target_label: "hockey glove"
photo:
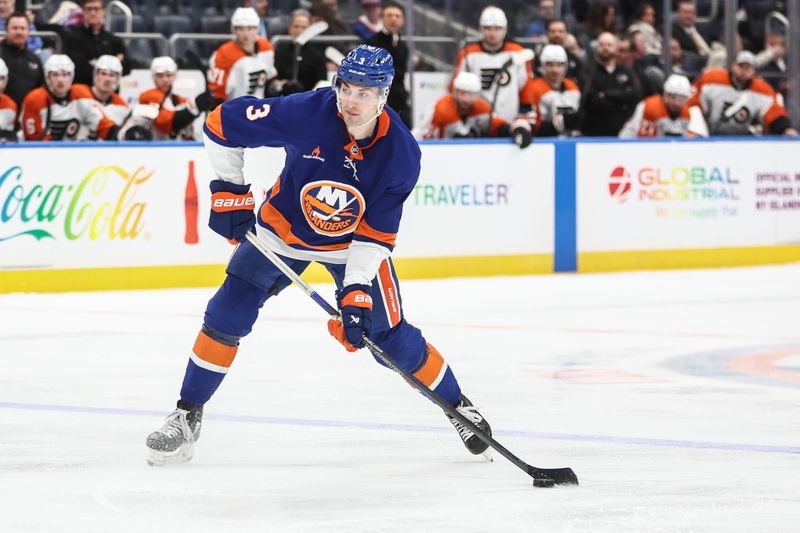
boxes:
[510,118,532,149]
[327,284,372,351]
[209,179,256,242]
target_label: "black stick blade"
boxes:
[528,466,579,488]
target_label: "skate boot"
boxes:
[446,394,492,459]
[146,402,203,466]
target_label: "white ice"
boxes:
[2,264,799,532]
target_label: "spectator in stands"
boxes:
[62,0,130,85]
[626,3,661,56]
[90,54,127,127]
[628,31,664,96]
[207,7,279,102]
[619,74,691,137]
[522,44,581,137]
[366,1,411,127]
[581,32,642,136]
[669,37,691,79]
[522,0,555,40]
[580,1,617,51]
[417,70,531,146]
[21,54,122,140]
[540,19,586,89]
[242,0,287,39]
[757,32,787,96]
[672,0,711,56]
[137,56,202,140]
[352,0,383,41]
[451,6,533,125]
[0,57,18,140]
[687,50,798,137]
[0,0,43,53]
[0,12,44,109]
[274,9,327,93]
[310,0,349,38]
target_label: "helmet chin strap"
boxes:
[333,82,389,131]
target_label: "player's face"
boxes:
[338,81,381,126]
[454,89,478,112]
[481,26,505,48]
[234,26,258,49]
[94,69,120,93]
[48,71,72,98]
[543,61,566,86]
[154,71,175,92]
[664,93,688,115]
[731,62,754,85]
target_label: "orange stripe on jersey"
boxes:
[413,344,446,389]
[355,219,397,248]
[377,259,401,327]
[193,330,238,368]
[206,106,227,140]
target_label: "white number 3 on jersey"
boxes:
[246,103,271,121]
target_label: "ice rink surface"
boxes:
[2,263,799,532]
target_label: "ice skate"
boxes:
[446,395,493,461]
[146,404,203,466]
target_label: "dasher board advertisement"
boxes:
[576,140,800,252]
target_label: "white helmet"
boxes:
[539,44,567,64]
[94,54,123,75]
[479,6,507,29]
[0,57,7,79]
[231,7,260,28]
[453,71,481,93]
[44,54,76,77]
[150,56,178,75]
[663,74,692,97]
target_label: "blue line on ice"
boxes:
[2,401,798,455]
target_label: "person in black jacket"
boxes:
[0,12,43,108]
[61,0,130,85]
[365,1,411,127]
[581,32,642,136]
[274,9,327,93]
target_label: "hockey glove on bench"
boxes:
[328,284,372,352]
[209,179,256,242]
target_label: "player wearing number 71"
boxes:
[145,45,494,466]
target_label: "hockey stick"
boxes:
[291,21,329,82]
[244,231,579,488]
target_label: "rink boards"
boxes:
[1,137,799,292]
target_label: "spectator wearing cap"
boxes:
[619,74,692,137]
[352,0,383,41]
[365,1,411,126]
[581,32,642,136]
[687,51,798,137]
[0,12,44,109]
[61,0,130,85]
[672,0,711,56]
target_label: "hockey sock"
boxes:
[411,343,461,406]
[179,324,239,406]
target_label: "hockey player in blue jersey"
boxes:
[146,45,492,466]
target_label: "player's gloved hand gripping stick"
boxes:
[244,231,579,488]
[209,179,256,242]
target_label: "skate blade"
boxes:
[481,449,493,462]
[147,443,194,467]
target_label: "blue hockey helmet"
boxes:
[336,45,395,90]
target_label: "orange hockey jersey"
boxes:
[138,88,198,140]
[520,77,580,136]
[688,68,791,135]
[420,94,508,139]
[619,94,690,137]
[208,38,277,100]
[21,84,118,141]
[0,93,18,139]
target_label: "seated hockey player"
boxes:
[520,44,581,137]
[90,54,128,127]
[145,45,493,466]
[137,56,204,140]
[0,58,18,141]
[417,70,531,147]
[619,74,692,137]
[20,54,127,141]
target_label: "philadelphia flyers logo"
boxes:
[300,180,365,236]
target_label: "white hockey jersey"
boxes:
[208,38,277,100]
[21,84,118,141]
[619,94,690,138]
[451,40,533,123]
[520,77,580,135]
[94,92,129,126]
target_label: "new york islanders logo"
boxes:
[300,181,365,236]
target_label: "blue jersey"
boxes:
[203,88,421,264]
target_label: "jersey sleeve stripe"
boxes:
[205,106,228,141]
[354,219,397,248]
[377,259,402,327]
